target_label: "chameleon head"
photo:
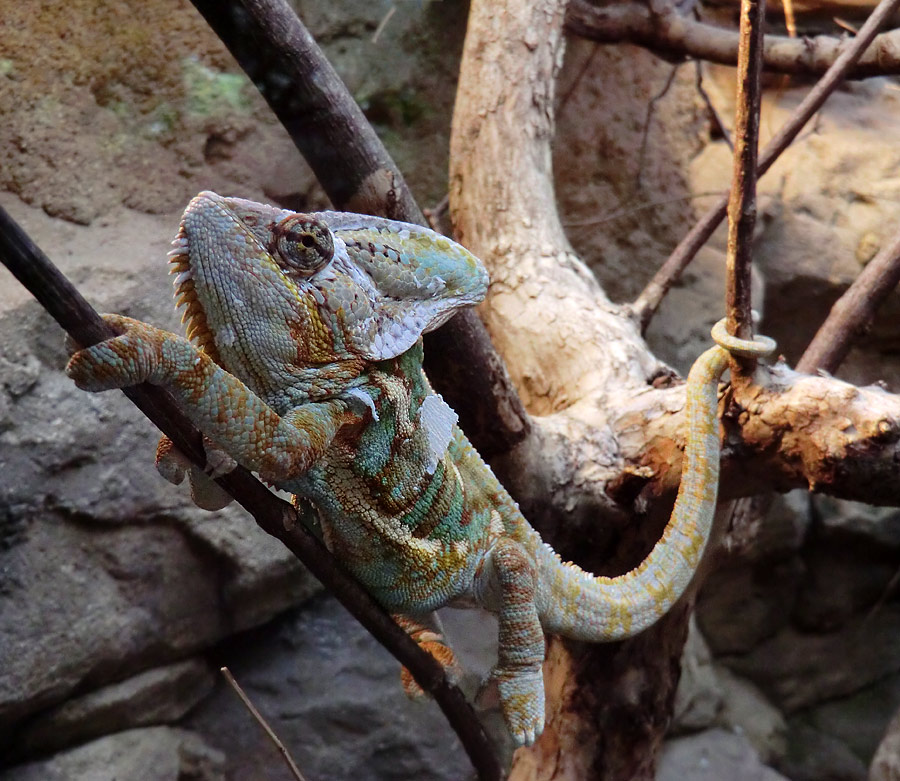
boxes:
[168,191,353,396]
[168,191,490,395]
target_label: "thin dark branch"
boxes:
[565,0,900,78]
[725,0,766,350]
[632,0,900,332]
[797,225,900,374]
[0,205,502,781]
[695,62,732,151]
[188,0,530,457]
[635,64,681,194]
[221,667,308,781]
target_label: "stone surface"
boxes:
[776,722,868,781]
[721,605,900,713]
[13,659,214,759]
[1,726,225,781]
[657,729,789,781]
[672,617,724,734]
[184,594,498,781]
[716,667,787,764]
[870,706,900,781]
[799,672,900,767]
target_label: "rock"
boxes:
[776,722,868,781]
[671,617,724,734]
[183,594,480,781]
[0,726,224,781]
[793,502,900,633]
[697,555,803,656]
[870,706,900,781]
[721,604,900,712]
[800,672,900,766]
[716,667,787,764]
[657,728,789,781]
[12,659,214,759]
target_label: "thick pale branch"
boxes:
[565,0,900,78]
[612,366,900,506]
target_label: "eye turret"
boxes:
[270,214,334,276]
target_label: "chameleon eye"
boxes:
[270,214,334,277]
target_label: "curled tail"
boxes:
[537,320,775,641]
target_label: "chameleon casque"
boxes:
[66,191,775,745]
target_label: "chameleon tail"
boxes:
[537,322,775,641]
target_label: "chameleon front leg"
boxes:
[66,314,360,484]
[393,612,461,698]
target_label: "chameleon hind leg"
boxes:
[480,537,546,746]
[394,612,461,698]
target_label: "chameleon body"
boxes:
[66,192,774,745]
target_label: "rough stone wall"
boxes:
[2,1,900,779]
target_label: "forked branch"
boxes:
[566,0,900,78]
[632,0,900,331]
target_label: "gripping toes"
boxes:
[494,667,545,746]
[65,314,168,391]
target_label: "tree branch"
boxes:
[632,0,900,332]
[0,205,502,781]
[797,225,900,373]
[725,0,766,353]
[565,0,900,78]
[187,0,530,457]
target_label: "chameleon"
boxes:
[65,191,776,745]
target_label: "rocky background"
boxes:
[2,1,900,779]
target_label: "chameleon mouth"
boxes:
[167,226,222,364]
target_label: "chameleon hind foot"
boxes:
[394,613,461,699]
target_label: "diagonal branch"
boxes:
[565,0,900,78]
[187,0,530,457]
[0,205,502,781]
[797,225,900,374]
[632,0,900,332]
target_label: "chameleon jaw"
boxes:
[168,227,222,363]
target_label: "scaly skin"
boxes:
[66,191,775,745]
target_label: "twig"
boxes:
[632,0,900,332]
[188,0,530,458]
[372,4,397,43]
[423,193,450,231]
[782,0,797,38]
[565,0,900,78]
[694,62,732,150]
[797,225,900,374]
[635,64,681,194]
[0,206,502,781]
[563,190,725,228]
[725,0,766,351]
[221,667,308,781]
